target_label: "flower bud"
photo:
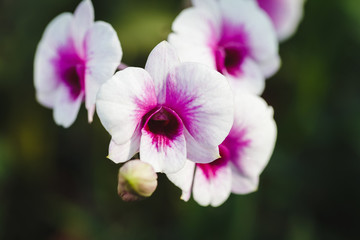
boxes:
[117,160,158,201]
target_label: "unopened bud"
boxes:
[117,160,158,201]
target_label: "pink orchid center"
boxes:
[54,40,86,100]
[214,24,249,77]
[197,144,231,180]
[222,128,251,173]
[143,106,183,141]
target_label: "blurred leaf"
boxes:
[115,8,174,65]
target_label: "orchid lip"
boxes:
[142,106,183,143]
[53,40,86,100]
[214,22,249,77]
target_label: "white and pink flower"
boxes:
[96,41,234,174]
[167,93,277,207]
[34,0,122,127]
[255,0,305,41]
[169,0,280,95]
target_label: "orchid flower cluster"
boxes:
[34,0,304,207]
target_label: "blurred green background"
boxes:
[1,0,360,239]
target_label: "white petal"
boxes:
[184,129,220,164]
[36,13,73,55]
[277,0,305,41]
[192,0,219,10]
[209,165,232,207]
[53,84,83,128]
[219,0,261,26]
[165,62,234,155]
[192,166,211,206]
[229,94,277,190]
[166,160,196,201]
[169,4,221,69]
[192,163,232,207]
[34,13,73,107]
[144,41,180,104]
[108,127,141,163]
[96,67,157,145]
[84,21,122,122]
[140,127,187,174]
[226,58,265,95]
[72,0,94,57]
[257,0,305,41]
[231,166,259,194]
[171,5,220,47]
[168,33,215,69]
[36,90,57,108]
[258,53,281,79]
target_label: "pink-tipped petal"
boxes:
[53,84,83,128]
[144,41,180,104]
[84,21,122,122]
[96,68,157,145]
[34,13,73,108]
[72,0,94,57]
[192,163,232,207]
[166,160,196,201]
[165,63,234,156]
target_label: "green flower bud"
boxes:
[118,160,158,201]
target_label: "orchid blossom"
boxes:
[34,0,122,127]
[96,41,234,174]
[167,93,277,207]
[256,0,305,41]
[169,0,280,95]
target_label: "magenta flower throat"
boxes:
[53,42,86,100]
[214,23,249,77]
